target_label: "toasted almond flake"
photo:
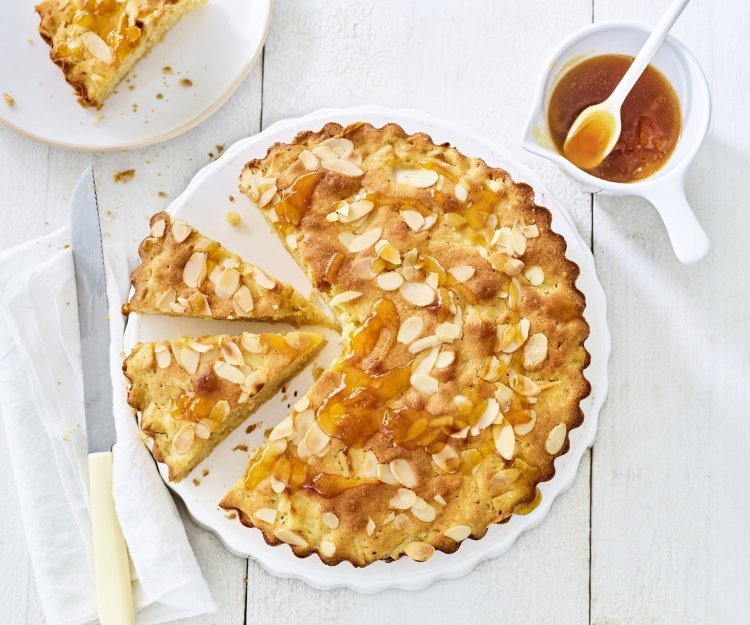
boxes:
[409,335,440,354]
[404,169,439,188]
[494,423,516,460]
[154,343,171,368]
[215,267,240,299]
[252,266,276,290]
[445,525,471,542]
[404,541,435,562]
[155,289,176,312]
[494,382,513,409]
[400,281,435,307]
[546,423,567,454]
[362,450,378,478]
[180,347,200,374]
[400,209,425,232]
[258,185,277,208]
[322,158,363,177]
[182,252,206,288]
[293,397,310,412]
[244,369,267,395]
[509,373,541,396]
[188,339,214,353]
[274,528,308,548]
[172,424,194,454]
[339,199,374,223]
[514,410,538,436]
[233,285,254,314]
[448,265,475,283]
[376,271,404,291]
[304,422,330,455]
[171,219,191,243]
[521,223,540,238]
[82,31,114,63]
[150,219,166,237]
[453,395,473,415]
[194,423,210,442]
[435,322,461,342]
[435,350,455,369]
[209,400,230,423]
[454,182,469,202]
[411,373,439,394]
[375,240,401,265]
[472,398,499,435]
[312,145,337,161]
[490,468,521,492]
[299,149,319,170]
[413,346,439,376]
[348,227,382,253]
[492,226,513,253]
[169,301,186,314]
[394,513,412,531]
[270,476,286,494]
[523,333,548,370]
[254,508,276,524]
[511,220,527,255]
[503,258,525,276]
[241,333,263,353]
[320,541,336,558]
[389,487,418,509]
[444,212,467,228]
[377,463,398,484]
[220,340,244,366]
[322,512,340,529]
[434,494,447,506]
[285,233,299,249]
[432,443,459,473]
[320,137,354,158]
[525,265,545,286]
[366,518,376,536]
[397,315,423,345]
[411,500,436,522]
[269,416,294,441]
[390,459,418,488]
[426,272,439,290]
[330,290,362,306]
[422,214,437,230]
[213,360,245,384]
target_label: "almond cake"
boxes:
[218,122,590,566]
[124,331,325,482]
[124,212,329,327]
[35,0,206,107]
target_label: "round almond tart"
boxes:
[218,122,591,567]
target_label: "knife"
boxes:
[71,166,135,625]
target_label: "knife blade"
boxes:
[70,166,135,625]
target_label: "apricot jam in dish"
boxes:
[548,54,681,183]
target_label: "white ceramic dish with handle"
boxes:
[522,20,711,264]
[0,0,272,151]
[123,105,610,593]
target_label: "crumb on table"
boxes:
[158,191,167,198]
[3,93,14,107]
[114,169,136,183]
[179,78,193,87]
[225,211,241,227]
[156,93,163,100]
[228,195,235,202]
[162,66,172,74]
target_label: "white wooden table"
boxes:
[1,1,747,623]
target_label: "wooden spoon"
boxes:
[563,0,691,171]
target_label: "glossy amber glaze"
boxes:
[548,54,681,182]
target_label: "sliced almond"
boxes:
[233,285,254,314]
[322,158,363,177]
[444,212,467,228]
[241,333,263,353]
[511,219,527,255]
[82,31,114,63]
[434,494,447,506]
[269,416,294,441]
[270,476,286,494]
[180,346,200,374]
[509,373,541,396]
[521,223,540,238]
[453,395,473,415]
[209,400,230,423]
[445,525,471,542]
[320,137,354,158]
[221,340,244,366]
[312,145,337,161]
[524,265,544,286]
[396,169,439,188]
[321,512,340,529]
[274,528,308,548]
[362,450,378,479]
[523,333,548,370]
[339,199,374,223]
[409,335,441,354]
[400,281,435,307]
[411,373,439,394]
[254,508,276,524]
[400,209,425,232]
[404,541,435,562]
[471,398,499,435]
[150,219,166,238]
[154,343,171,369]
[320,541,336,558]
[376,271,404,291]
[490,468,521,492]
[435,322,461,342]
[410,499,436,522]
[448,265,475,283]
[494,382,513,409]
[454,182,469,202]
[188,339,214,353]
[252,267,276,290]
[397,315,424,344]
[377,463,398,484]
[155,289,176,313]
[503,258,525,276]
[293,397,310,413]
[213,360,245,384]
[389,458,418,488]
[494,423,516,460]
[244,369,267,395]
[389,487,418,509]
[172,424,194,454]
[171,219,192,243]
[182,252,206,288]
[366,518,376,536]
[299,149,319,170]
[546,423,567,455]
[435,350,455,369]
[422,214,437,231]
[432,443,459,473]
[375,240,401,265]
[413,346,439,376]
[304,422,330,455]
[215,267,240,299]
[514,410,538,436]
[348,228,382,253]
[329,290,362,306]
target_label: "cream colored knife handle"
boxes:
[89,451,135,625]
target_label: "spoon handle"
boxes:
[609,0,691,108]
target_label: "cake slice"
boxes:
[124,331,325,482]
[124,212,329,327]
[36,0,206,108]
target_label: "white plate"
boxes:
[0,0,272,151]
[123,105,611,593]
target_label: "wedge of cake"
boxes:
[35,0,206,107]
[124,212,330,327]
[124,331,325,482]
[220,122,590,565]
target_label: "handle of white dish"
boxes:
[610,0,691,108]
[89,451,135,625]
[644,183,709,264]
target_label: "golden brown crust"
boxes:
[123,331,325,482]
[220,122,590,566]
[35,0,205,107]
[124,211,330,327]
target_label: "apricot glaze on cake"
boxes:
[124,331,325,482]
[218,122,591,566]
[124,212,329,327]
[35,0,205,108]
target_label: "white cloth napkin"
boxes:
[0,228,216,625]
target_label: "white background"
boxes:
[0,1,747,623]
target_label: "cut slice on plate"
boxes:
[124,331,326,482]
[123,212,330,327]
[35,0,206,108]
